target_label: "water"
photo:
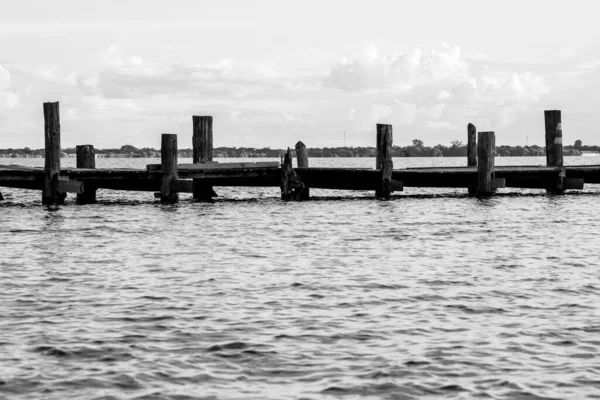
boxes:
[1,157,600,399]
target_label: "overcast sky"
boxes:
[1,0,600,149]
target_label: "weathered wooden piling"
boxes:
[192,116,216,200]
[467,123,477,167]
[477,131,495,195]
[76,145,96,203]
[280,148,306,200]
[295,141,309,199]
[467,123,477,195]
[42,102,65,204]
[160,134,178,203]
[545,110,565,193]
[376,124,393,198]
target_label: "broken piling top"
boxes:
[295,141,308,168]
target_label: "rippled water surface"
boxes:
[2,157,600,399]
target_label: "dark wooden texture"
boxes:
[192,116,213,163]
[376,124,393,198]
[477,131,495,195]
[76,145,96,203]
[295,141,309,199]
[192,116,215,200]
[544,110,564,194]
[43,102,65,204]
[467,123,477,195]
[281,148,293,200]
[545,110,563,168]
[161,134,179,203]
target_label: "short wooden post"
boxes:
[295,141,309,200]
[467,123,477,167]
[76,145,96,203]
[376,124,393,198]
[468,123,477,195]
[42,102,65,204]
[545,110,564,194]
[160,134,178,203]
[477,131,495,195]
[281,148,293,200]
[192,115,216,200]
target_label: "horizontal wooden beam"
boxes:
[57,179,84,194]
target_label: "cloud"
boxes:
[323,45,553,142]
[0,65,20,111]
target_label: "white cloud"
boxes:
[0,65,20,111]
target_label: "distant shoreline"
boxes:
[0,143,596,158]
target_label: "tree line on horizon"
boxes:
[0,140,593,158]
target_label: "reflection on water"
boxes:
[1,157,600,399]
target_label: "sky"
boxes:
[1,0,600,149]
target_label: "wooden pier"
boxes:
[0,102,598,204]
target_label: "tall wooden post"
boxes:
[192,116,216,200]
[295,141,309,200]
[160,134,178,203]
[467,123,477,195]
[43,102,65,204]
[545,110,565,194]
[76,145,96,203]
[477,131,495,195]
[376,124,393,198]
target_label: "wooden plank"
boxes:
[0,170,43,180]
[160,134,178,203]
[57,179,84,194]
[565,178,584,190]
[43,101,65,204]
[0,164,44,171]
[76,145,96,203]
[147,161,218,171]
[492,178,505,189]
[179,162,279,170]
[0,180,43,190]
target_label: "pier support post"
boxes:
[477,131,495,195]
[467,123,477,195]
[294,141,309,200]
[161,134,178,203]
[76,145,96,203]
[545,110,565,194]
[42,102,66,205]
[280,148,306,200]
[192,116,217,201]
[376,124,393,198]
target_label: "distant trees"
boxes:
[0,139,596,158]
